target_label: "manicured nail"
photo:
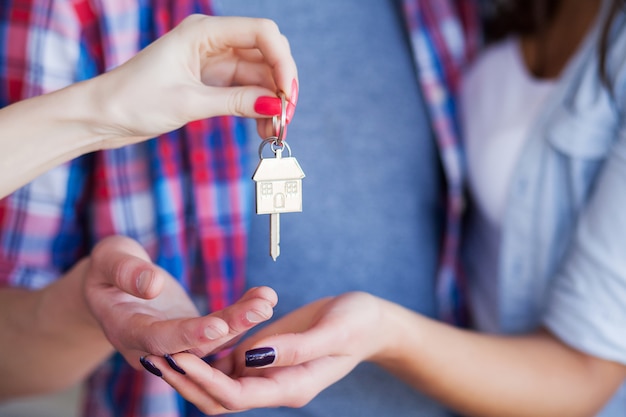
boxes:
[289,78,299,106]
[245,347,276,367]
[140,356,162,377]
[136,270,154,296]
[286,78,298,123]
[254,96,282,116]
[164,354,186,375]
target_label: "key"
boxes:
[252,140,305,260]
[252,93,305,260]
[270,209,280,260]
[269,146,282,260]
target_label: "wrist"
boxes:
[52,78,110,155]
[63,74,126,151]
[37,259,109,344]
[366,297,405,364]
[368,298,427,371]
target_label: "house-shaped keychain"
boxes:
[252,149,305,215]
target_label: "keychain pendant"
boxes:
[253,140,305,260]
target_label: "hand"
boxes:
[143,292,389,414]
[82,235,278,369]
[95,14,298,147]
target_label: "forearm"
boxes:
[0,259,113,400]
[0,78,110,198]
[375,299,626,417]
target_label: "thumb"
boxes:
[90,235,164,299]
[197,85,288,121]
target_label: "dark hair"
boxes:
[482,0,561,41]
[482,0,624,88]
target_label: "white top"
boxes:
[461,38,555,332]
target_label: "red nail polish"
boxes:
[286,103,295,124]
[286,79,298,122]
[290,78,299,106]
[254,96,281,116]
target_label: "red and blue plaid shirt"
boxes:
[401,0,480,325]
[0,0,478,416]
[0,1,247,416]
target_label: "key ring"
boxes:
[272,92,287,145]
[258,137,292,159]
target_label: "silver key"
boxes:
[252,140,305,260]
[270,207,280,260]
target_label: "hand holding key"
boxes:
[252,94,305,260]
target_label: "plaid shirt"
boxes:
[402,0,480,324]
[0,0,478,416]
[0,1,247,416]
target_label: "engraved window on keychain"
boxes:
[252,93,305,261]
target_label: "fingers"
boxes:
[144,354,244,414]
[194,85,280,121]
[206,286,277,337]
[240,295,371,368]
[195,62,297,126]
[176,14,298,130]
[134,286,278,360]
[144,352,350,412]
[89,235,164,299]
[179,15,297,99]
[234,285,278,305]
[178,287,278,357]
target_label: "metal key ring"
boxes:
[258,137,291,159]
[271,92,287,145]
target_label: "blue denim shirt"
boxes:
[468,4,626,414]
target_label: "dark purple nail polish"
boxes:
[164,354,186,375]
[140,356,162,377]
[245,347,276,367]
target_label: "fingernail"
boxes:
[286,103,295,124]
[164,354,186,375]
[289,78,299,106]
[140,356,162,377]
[136,270,153,295]
[246,306,271,323]
[245,347,276,367]
[286,79,298,123]
[204,325,225,340]
[254,96,282,116]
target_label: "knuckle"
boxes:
[182,13,205,28]
[179,326,196,347]
[142,338,162,355]
[227,89,247,117]
[290,343,313,365]
[214,396,244,413]
[219,401,237,412]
